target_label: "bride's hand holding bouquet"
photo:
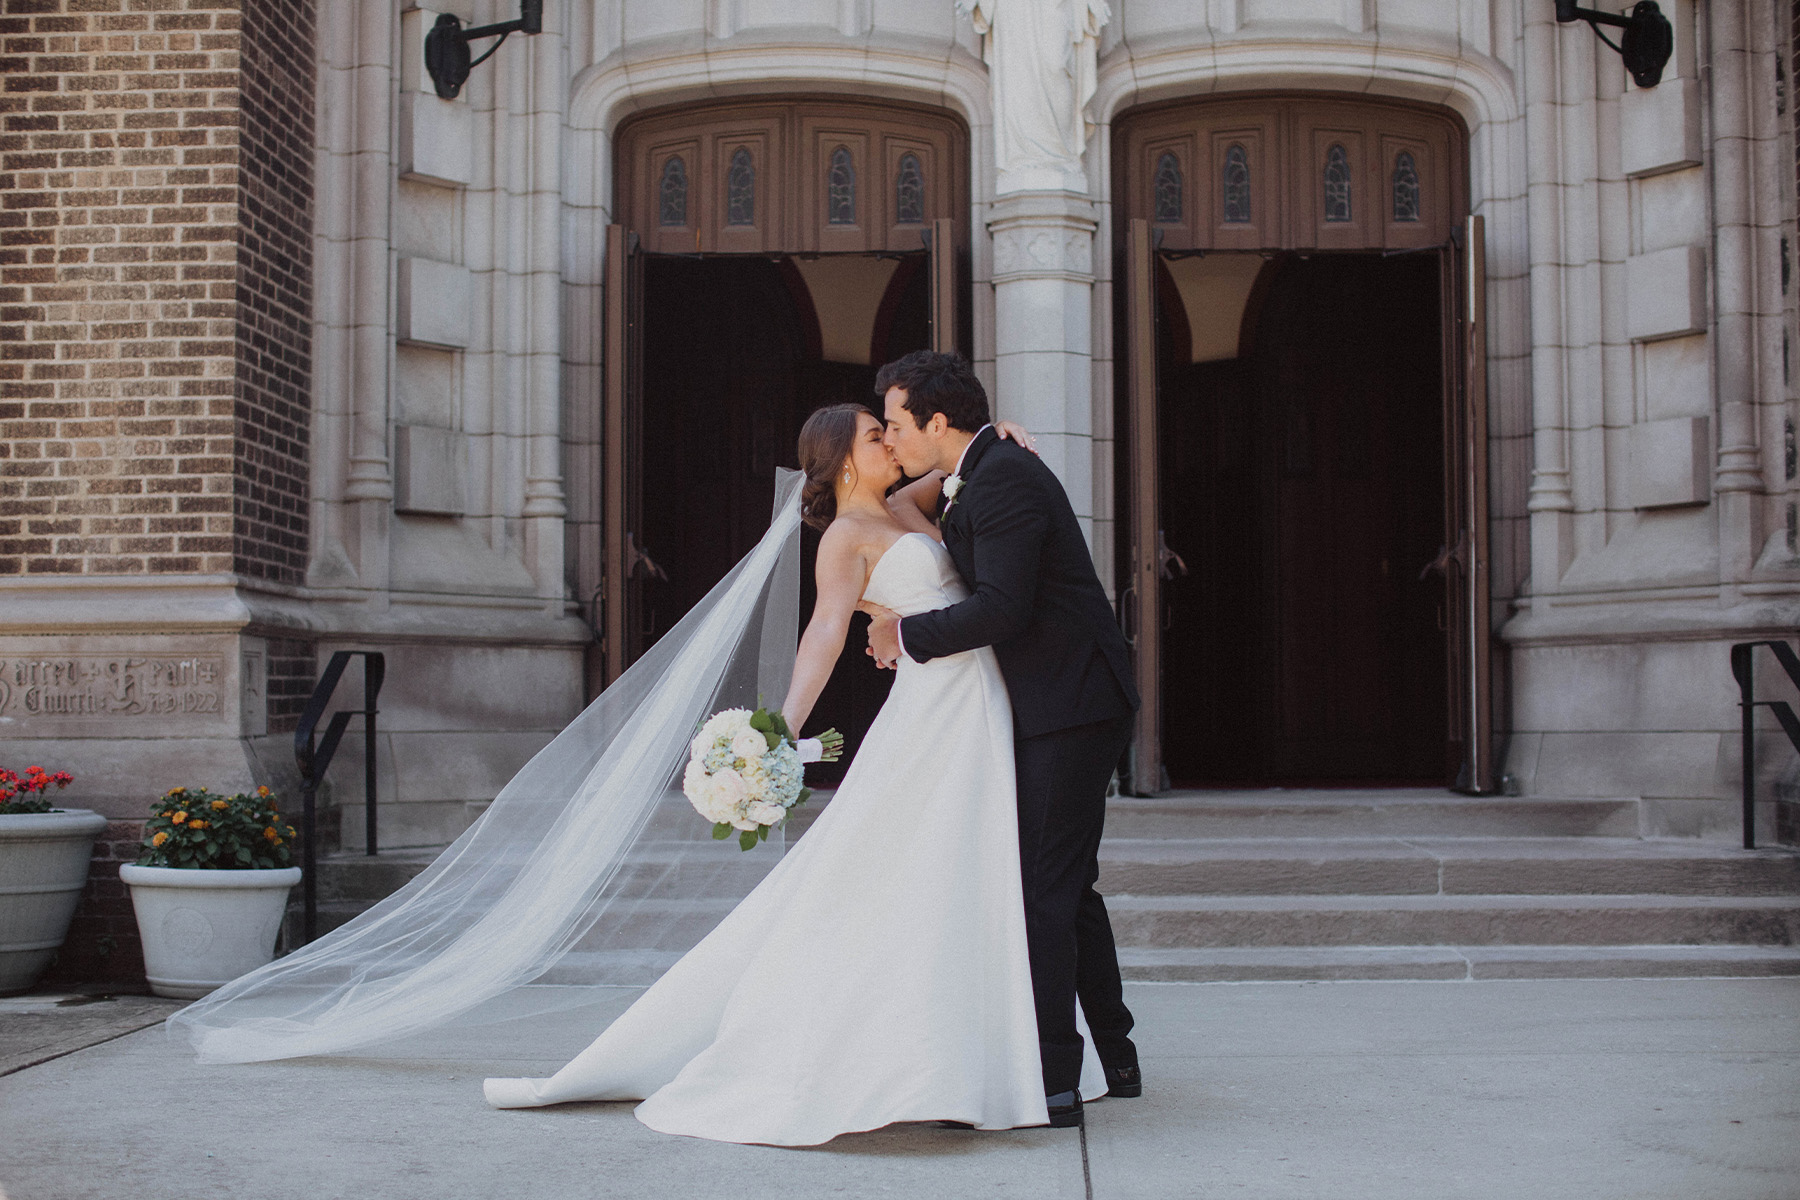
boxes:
[682,707,841,850]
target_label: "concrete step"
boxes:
[281,900,363,945]
[1097,837,1800,896]
[1116,944,1800,982]
[1103,893,1800,948]
[283,794,1800,981]
[307,849,440,904]
[1104,790,1644,840]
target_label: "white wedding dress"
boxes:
[483,532,1103,1144]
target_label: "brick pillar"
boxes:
[1,0,317,987]
[0,0,314,582]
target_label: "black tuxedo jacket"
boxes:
[899,427,1139,740]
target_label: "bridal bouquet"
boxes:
[683,707,841,850]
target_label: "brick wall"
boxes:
[39,818,146,989]
[265,632,311,733]
[232,0,311,581]
[0,0,313,585]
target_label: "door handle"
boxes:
[1157,530,1189,581]
[626,532,669,582]
[1418,532,1468,581]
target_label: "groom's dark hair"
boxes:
[875,351,991,433]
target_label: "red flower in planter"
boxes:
[0,766,74,813]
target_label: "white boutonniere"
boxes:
[940,474,965,522]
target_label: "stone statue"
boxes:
[961,0,1110,192]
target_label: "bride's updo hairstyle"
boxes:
[797,403,873,531]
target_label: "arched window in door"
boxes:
[726,148,756,226]
[827,146,857,225]
[1222,144,1251,224]
[1323,144,1352,222]
[1153,152,1183,224]
[1392,151,1421,223]
[659,156,688,226]
[895,153,925,224]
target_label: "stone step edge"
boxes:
[1118,944,1800,982]
[1105,893,1800,912]
[1097,836,1800,854]
[1107,792,1639,807]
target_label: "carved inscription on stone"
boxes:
[0,655,226,722]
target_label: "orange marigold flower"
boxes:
[256,785,271,797]
[152,831,168,846]
[171,811,188,824]
[167,787,186,796]
[286,825,296,837]
[263,826,279,841]
[211,799,228,810]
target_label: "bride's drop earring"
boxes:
[843,469,851,484]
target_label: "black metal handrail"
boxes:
[294,651,386,943]
[1729,639,1800,850]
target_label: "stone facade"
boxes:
[1,2,1797,980]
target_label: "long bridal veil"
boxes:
[169,471,806,1063]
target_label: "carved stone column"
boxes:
[1522,6,1576,596]
[1706,0,1770,595]
[987,192,1100,532]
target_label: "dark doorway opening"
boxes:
[637,253,931,782]
[1158,252,1448,787]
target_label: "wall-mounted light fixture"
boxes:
[1556,1,1673,88]
[424,0,544,100]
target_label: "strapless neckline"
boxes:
[867,531,934,589]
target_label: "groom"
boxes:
[865,351,1141,1129]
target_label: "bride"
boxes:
[482,404,1103,1143]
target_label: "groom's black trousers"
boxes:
[1014,713,1137,1096]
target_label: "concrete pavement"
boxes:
[1,978,1795,1200]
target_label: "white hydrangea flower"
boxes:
[745,800,785,826]
[701,709,750,743]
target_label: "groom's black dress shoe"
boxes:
[1045,1090,1083,1128]
[1104,1064,1143,1098]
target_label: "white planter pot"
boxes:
[120,863,302,999]
[0,809,109,994]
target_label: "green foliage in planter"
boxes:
[0,766,74,815]
[137,786,297,870]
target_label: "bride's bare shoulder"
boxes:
[819,511,906,567]
[817,512,880,560]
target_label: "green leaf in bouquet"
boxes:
[712,822,733,840]
[738,829,758,852]
[762,729,781,751]
[749,710,773,733]
[769,711,792,741]
[794,787,812,809]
